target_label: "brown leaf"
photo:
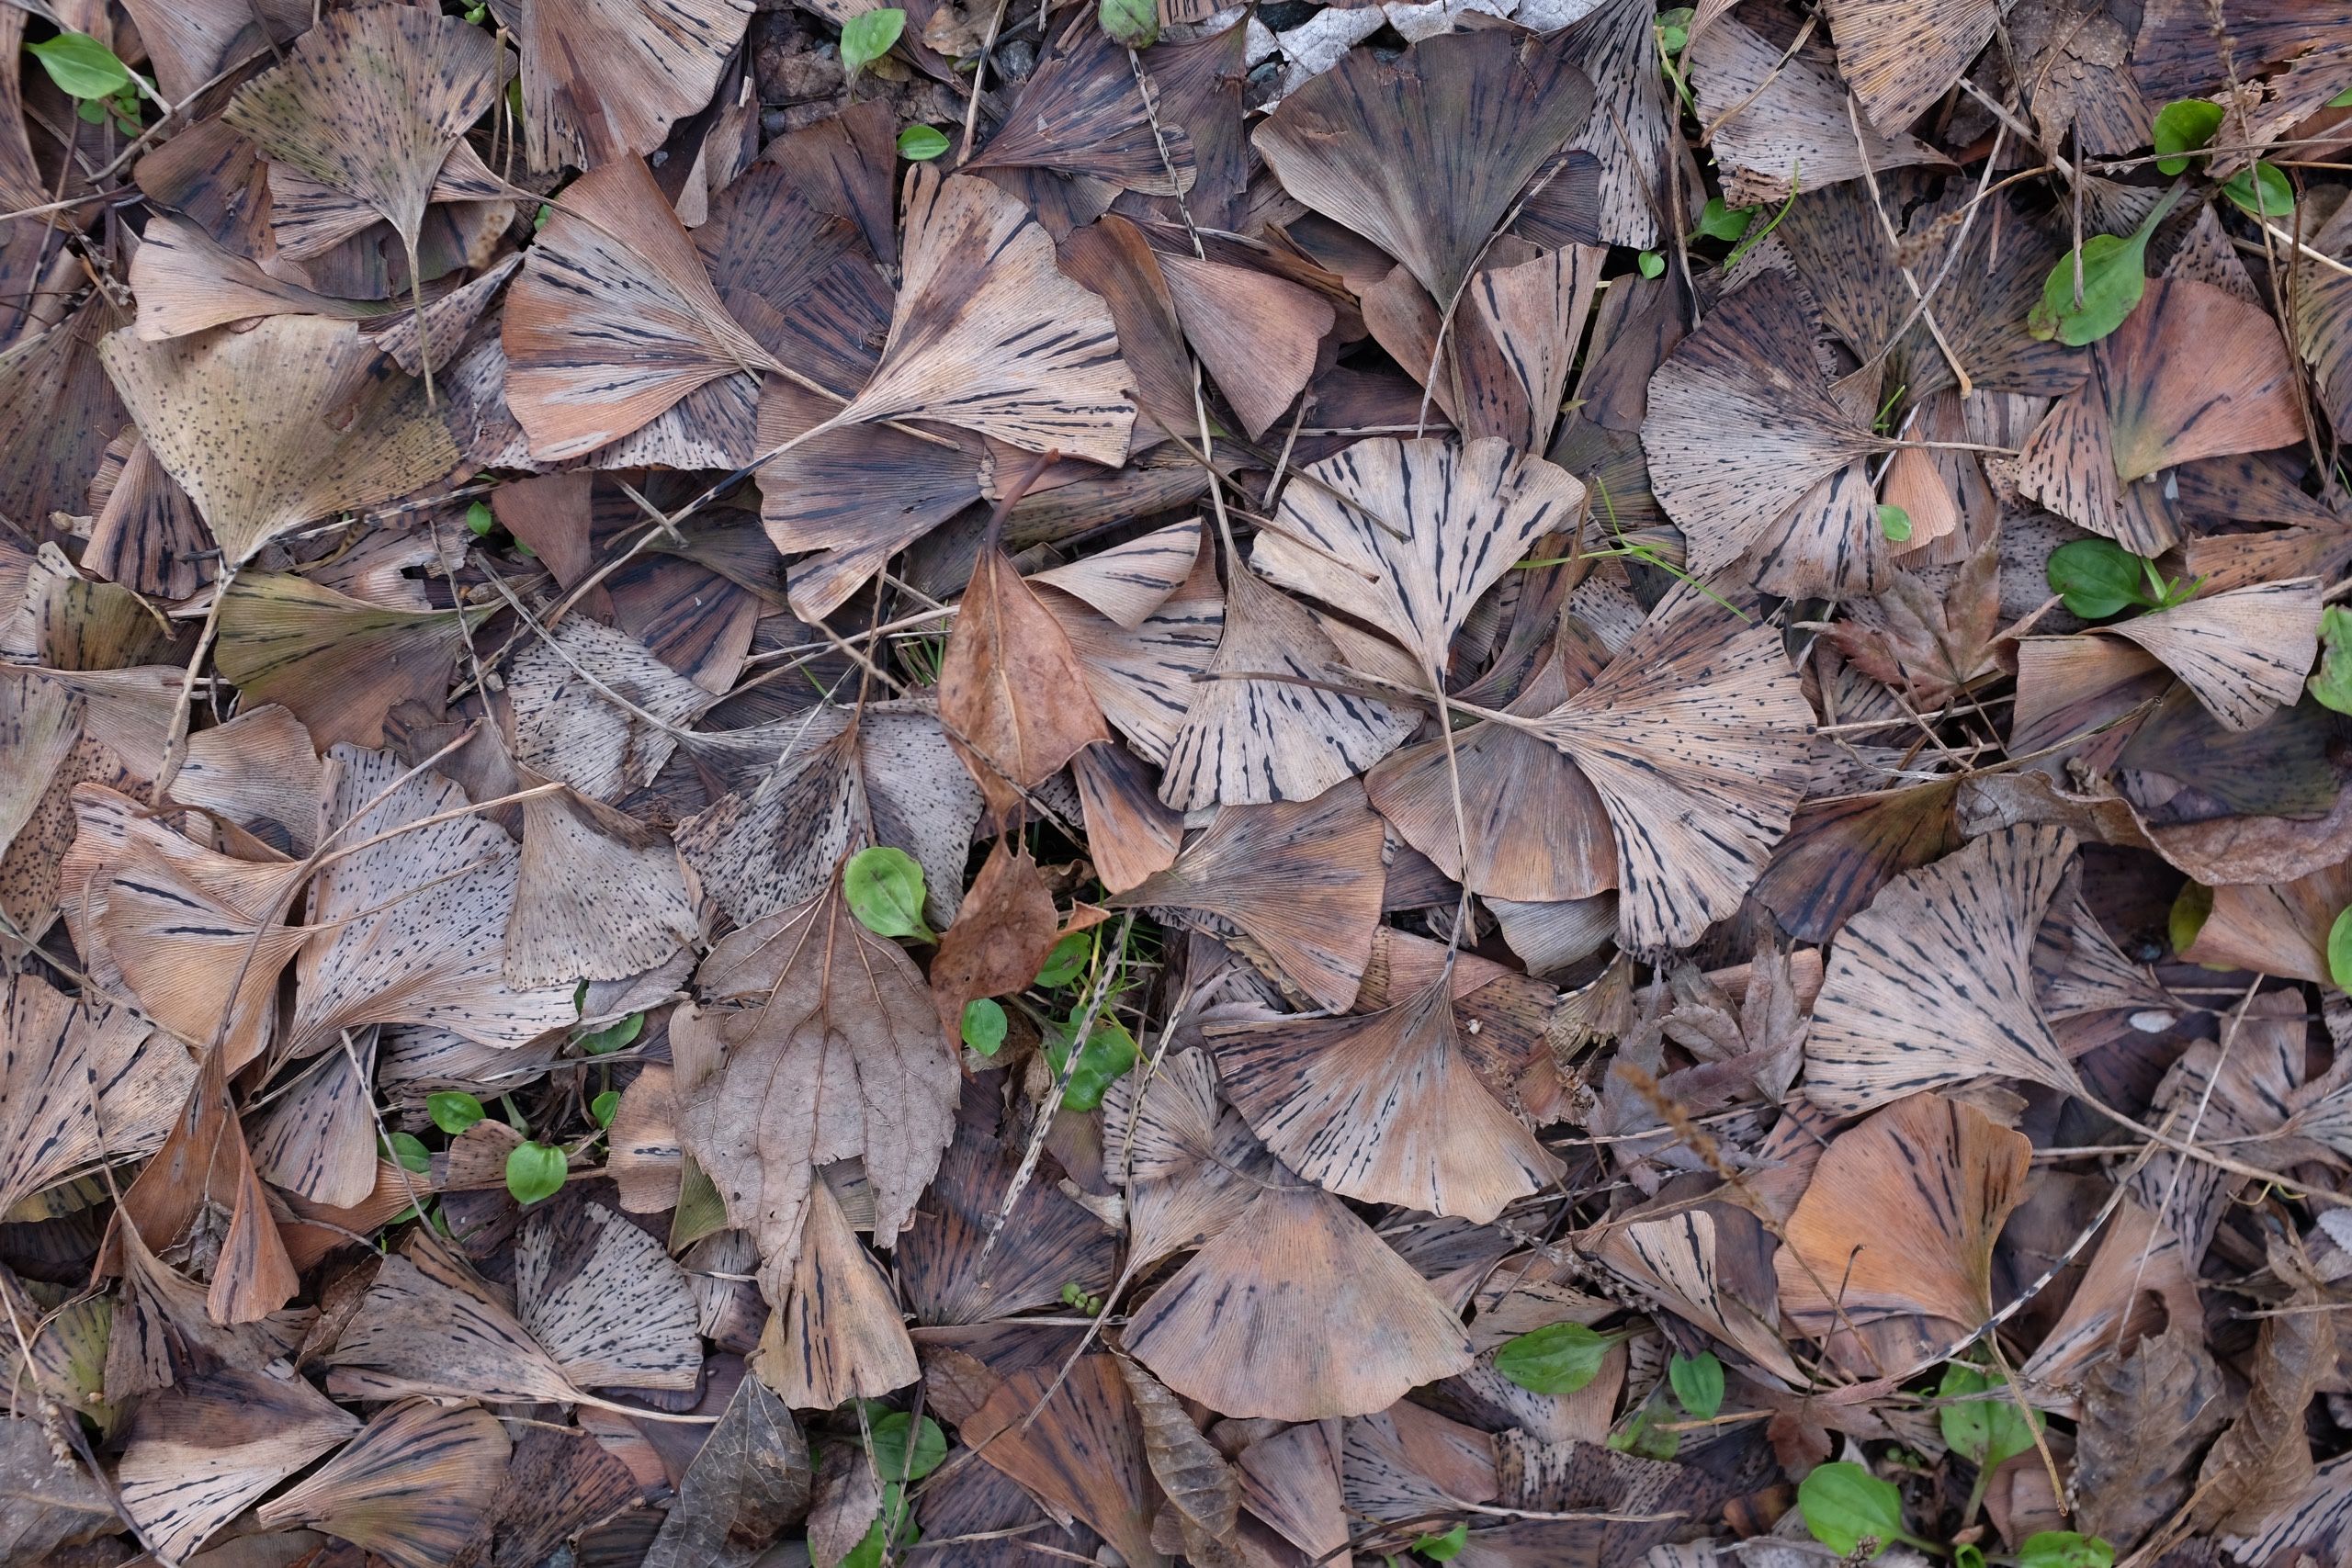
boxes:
[938,533,1112,818]
[642,1372,811,1568]
[2195,1239,2337,1534]
[2074,1323,2226,1549]
[673,866,959,1297]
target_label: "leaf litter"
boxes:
[6,2,2352,1567]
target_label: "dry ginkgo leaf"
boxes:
[828,166,1135,466]
[2015,277,2307,555]
[1825,0,2005,134]
[1687,9,1951,205]
[492,0,754,172]
[1776,1092,2032,1373]
[1589,1207,1805,1386]
[756,1173,920,1407]
[118,1361,359,1562]
[964,16,1193,197]
[1530,589,1816,951]
[329,1232,594,1405]
[256,1398,511,1568]
[957,1356,1168,1568]
[506,781,699,985]
[2094,577,2322,732]
[60,784,307,1070]
[1252,436,1586,676]
[0,972,189,1218]
[291,745,578,1055]
[127,214,390,341]
[222,5,501,383]
[1804,825,2086,1115]
[673,864,959,1298]
[100,316,458,567]
[899,1087,1119,1324]
[1124,1176,1476,1421]
[514,1199,702,1391]
[1643,270,1884,592]
[1254,27,1595,309]
[674,701,983,930]
[503,155,782,461]
[1159,560,1413,811]
[1207,975,1562,1221]
[1111,781,1388,1010]
[2183,856,2352,986]
[214,571,491,750]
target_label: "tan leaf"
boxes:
[101,317,457,567]
[257,1399,511,1568]
[118,1362,358,1562]
[1123,1178,1475,1421]
[1776,1092,2032,1373]
[1207,975,1562,1221]
[1110,780,1387,1010]
[1804,825,2086,1114]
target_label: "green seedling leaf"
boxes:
[841,1482,919,1568]
[2311,605,2352,716]
[1957,1546,1987,1568]
[1494,1322,1620,1394]
[2330,905,2352,992]
[2169,881,2212,955]
[1669,1350,1724,1419]
[1694,197,1754,243]
[2222,162,2294,219]
[577,1010,644,1055]
[2333,85,2352,108]
[866,1410,946,1480]
[1877,503,1912,543]
[1035,931,1089,987]
[897,123,950,160]
[505,1141,567,1205]
[1059,1280,1103,1314]
[28,33,132,99]
[960,997,1008,1055]
[465,500,497,536]
[840,7,905,77]
[1099,0,1159,48]
[2045,536,2155,619]
[1798,1461,1905,1559]
[2029,188,2180,346]
[591,1089,620,1128]
[427,1090,486,1134]
[2151,99,2224,175]
[845,845,932,940]
[1938,1364,2041,1470]
[1608,1405,1679,1459]
[1635,250,1666,279]
[1412,1524,1469,1562]
[1043,1013,1137,1112]
[1655,7,1692,56]
[2018,1534,2115,1568]
[77,98,108,125]
[387,1132,431,1174]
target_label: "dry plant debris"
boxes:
[12,2,2352,1567]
